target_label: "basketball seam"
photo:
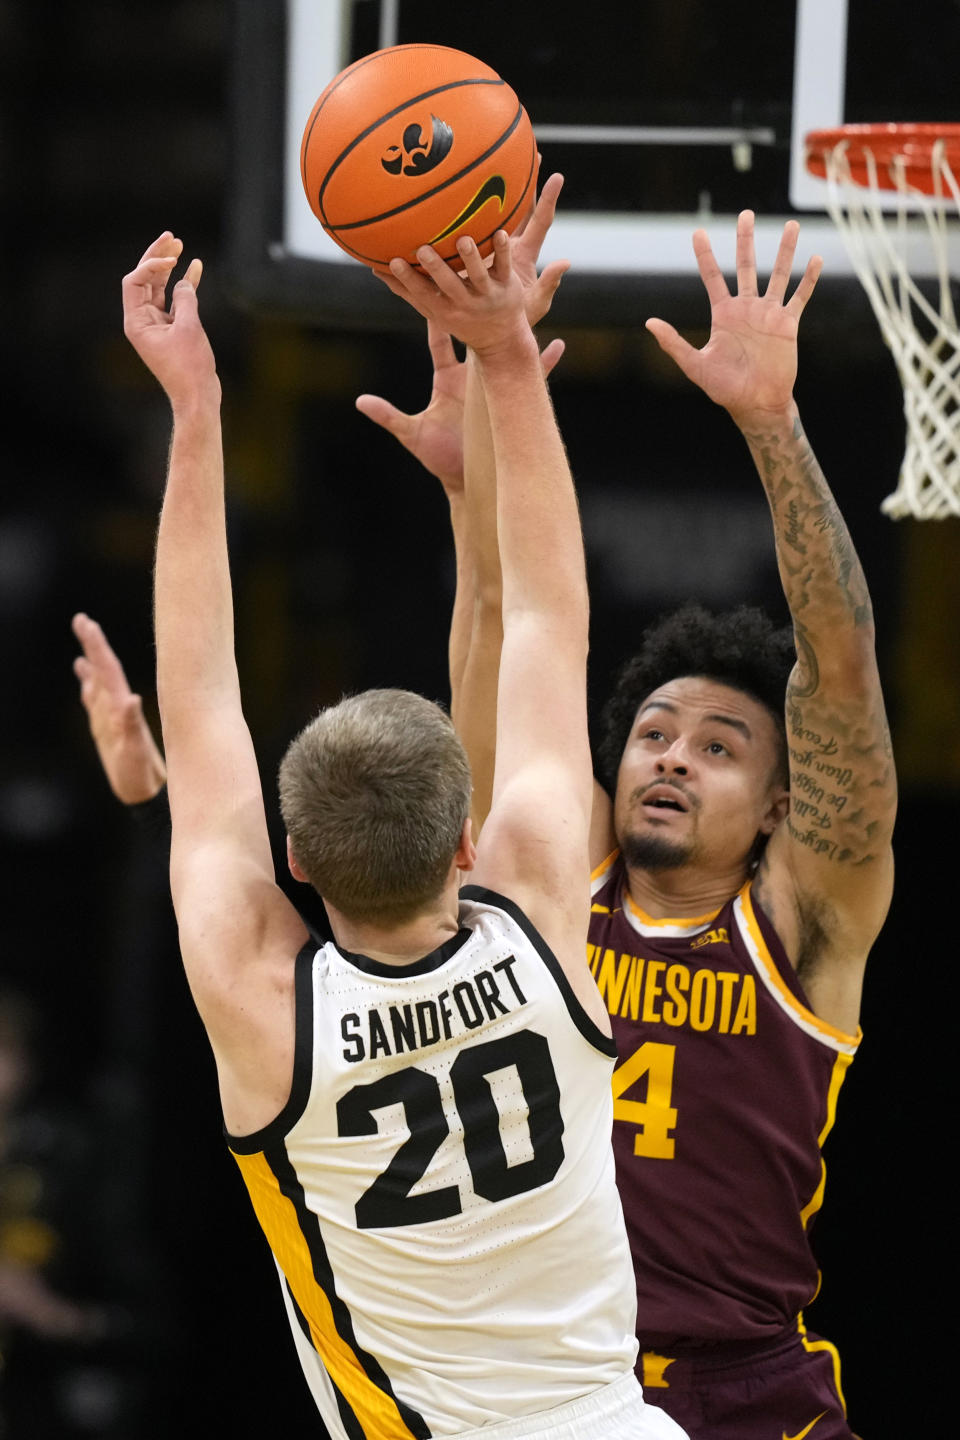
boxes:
[311,79,507,223]
[326,131,537,269]
[324,103,525,233]
[312,46,494,124]
[303,60,486,201]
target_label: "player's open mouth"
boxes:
[641,785,689,813]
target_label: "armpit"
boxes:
[793,892,836,986]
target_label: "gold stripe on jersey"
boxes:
[624,889,723,931]
[737,885,860,1053]
[591,850,723,931]
[232,1150,420,1440]
[797,1313,848,1414]
[799,1049,854,1229]
[590,849,620,885]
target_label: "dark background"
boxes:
[0,2,956,1435]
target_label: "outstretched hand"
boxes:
[375,172,570,346]
[355,323,470,497]
[359,174,567,484]
[121,233,218,410]
[72,613,167,805]
[646,210,823,423]
[376,224,539,356]
[355,322,564,496]
[509,171,570,327]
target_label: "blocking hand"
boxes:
[355,321,564,497]
[355,323,470,497]
[646,210,823,423]
[377,224,540,357]
[72,613,167,805]
[509,171,570,328]
[121,233,218,410]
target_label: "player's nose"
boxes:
[655,739,692,777]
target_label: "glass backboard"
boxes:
[229,0,960,325]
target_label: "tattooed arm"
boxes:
[646,211,896,1032]
[740,402,895,1031]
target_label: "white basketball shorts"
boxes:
[454,1373,689,1439]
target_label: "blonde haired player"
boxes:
[116,198,688,1439]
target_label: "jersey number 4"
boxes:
[611,1040,677,1159]
[337,1029,565,1229]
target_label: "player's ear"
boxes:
[455,816,477,873]
[287,834,309,883]
[760,785,790,834]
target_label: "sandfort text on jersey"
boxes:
[340,956,528,1063]
[588,945,758,1034]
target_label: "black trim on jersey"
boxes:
[286,1283,360,1440]
[335,925,472,978]
[225,938,317,1154]
[458,885,618,1058]
[266,1142,432,1440]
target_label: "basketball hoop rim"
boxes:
[805,122,960,193]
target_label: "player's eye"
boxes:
[706,741,728,755]
[640,728,666,742]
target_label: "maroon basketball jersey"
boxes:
[589,850,859,1351]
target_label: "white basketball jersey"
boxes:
[228,885,638,1438]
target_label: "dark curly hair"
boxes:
[595,604,796,792]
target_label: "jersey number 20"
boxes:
[337,1030,565,1228]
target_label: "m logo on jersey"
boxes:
[690,927,729,949]
[381,115,454,176]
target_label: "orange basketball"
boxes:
[300,44,537,269]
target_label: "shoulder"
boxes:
[176,859,309,1000]
[470,775,591,955]
[459,882,613,1045]
[750,848,875,1035]
[175,869,311,1124]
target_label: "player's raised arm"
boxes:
[361,177,567,834]
[646,210,896,1031]
[355,321,479,760]
[381,228,596,1003]
[120,234,307,1130]
[355,323,502,829]
[457,176,568,834]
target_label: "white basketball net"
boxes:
[820,137,960,519]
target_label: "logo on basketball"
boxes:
[431,175,507,244]
[381,115,454,176]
